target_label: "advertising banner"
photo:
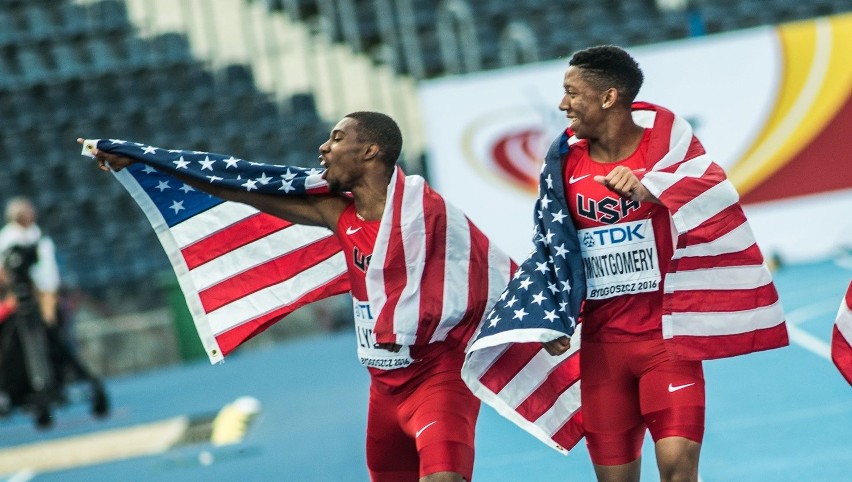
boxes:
[419,14,852,263]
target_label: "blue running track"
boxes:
[1,258,850,481]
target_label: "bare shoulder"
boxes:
[241,191,351,230]
[312,194,353,231]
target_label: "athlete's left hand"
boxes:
[594,167,659,204]
[541,336,571,356]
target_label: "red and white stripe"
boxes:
[115,169,350,363]
[370,168,516,348]
[832,280,852,385]
[635,103,788,360]
[463,329,584,454]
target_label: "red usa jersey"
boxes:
[336,203,463,394]
[564,130,675,342]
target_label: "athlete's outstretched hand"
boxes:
[77,138,136,172]
[542,335,571,356]
[594,166,659,204]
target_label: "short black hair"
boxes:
[344,111,403,168]
[568,45,644,105]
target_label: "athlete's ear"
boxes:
[601,88,618,109]
[363,143,380,161]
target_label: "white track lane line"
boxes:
[785,302,836,361]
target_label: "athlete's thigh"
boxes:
[402,371,479,480]
[580,340,648,466]
[580,340,643,433]
[366,386,419,479]
[637,340,705,442]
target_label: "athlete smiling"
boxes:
[540,45,788,482]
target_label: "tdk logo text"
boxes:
[587,224,645,247]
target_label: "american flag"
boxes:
[832,280,852,385]
[80,139,515,362]
[461,128,586,454]
[635,103,787,360]
[81,139,348,363]
[368,169,516,348]
[461,102,789,455]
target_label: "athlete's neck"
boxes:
[350,171,392,221]
[588,122,645,164]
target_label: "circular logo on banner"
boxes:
[489,127,544,193]
[461,108,561,195]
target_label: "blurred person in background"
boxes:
[525,45,788,482]
[0,197,108,425]
[82,111,513,482]
[1,198,61,327]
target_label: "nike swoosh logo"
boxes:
[568,174,590,184]
[416,421,437,438]
[667,382,695,393]
[346,226,362,235]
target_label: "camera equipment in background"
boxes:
[0,243,109,429]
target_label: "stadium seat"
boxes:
[91,0,132,33]
[87,36,122,77]
[223,64,256,95]
[120,36,154,72]
[813,0,847,16]
[289,92,320,123]
[151,32,194,67]
[16,44,52,86]
[179,66,217,106]
[4,85,50,128]
[50,42,88,81]
[0,56,22,90]
[21,4,58,42]
[0,9,20,48]
[57,2,91,38]
[352,0,382,48]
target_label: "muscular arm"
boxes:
[80,139,350,231]
[161,167,349,230]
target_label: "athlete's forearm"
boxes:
[166,168,344,228]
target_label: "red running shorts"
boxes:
[366,370,480,481]
[581,338,705,466]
